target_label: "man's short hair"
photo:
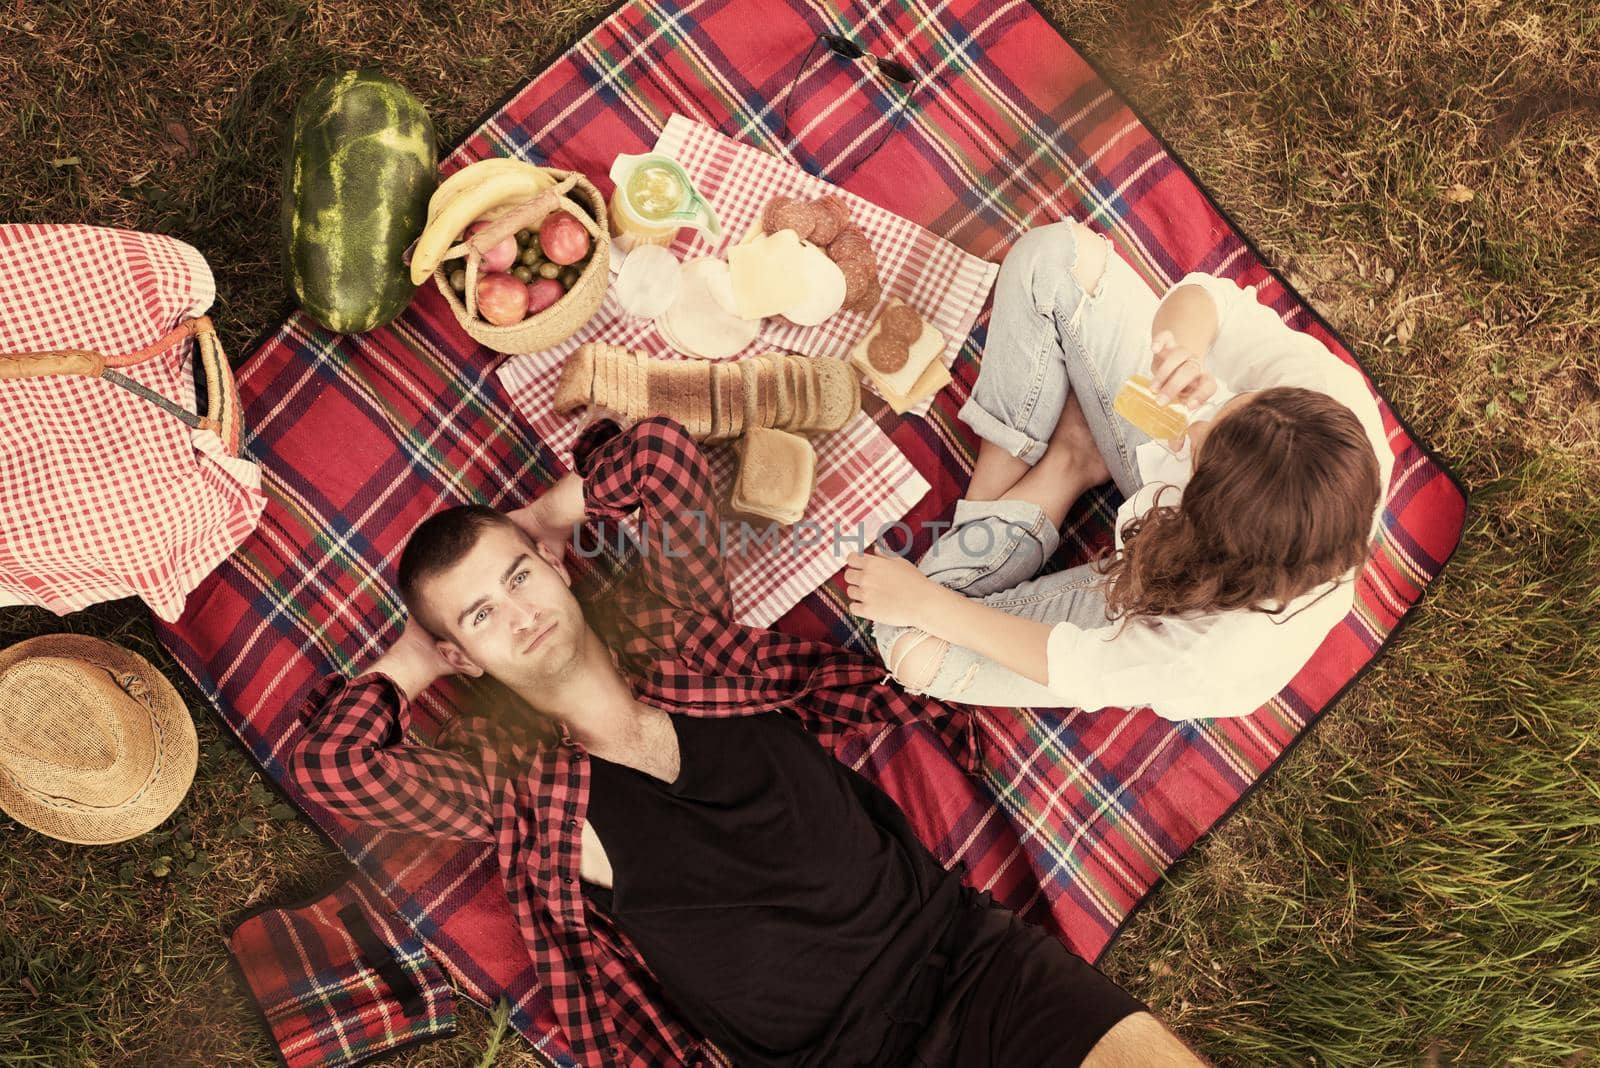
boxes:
[397,505,529,638]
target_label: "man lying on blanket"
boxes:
[290,415,1207,1068]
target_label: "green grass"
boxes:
[2,0,1598,1064]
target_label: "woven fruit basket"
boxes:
[433,170,609,355]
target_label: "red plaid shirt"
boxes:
[290,417,977,1068]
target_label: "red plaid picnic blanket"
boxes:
[227,873,458,1067]
[498,114,998,624]
[0,224,266,621]
[149,0,1467,1062]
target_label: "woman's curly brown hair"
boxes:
[1098,386,1381,623]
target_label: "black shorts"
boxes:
[876,893,1148,1068]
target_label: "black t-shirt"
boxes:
[582,710,965,1067]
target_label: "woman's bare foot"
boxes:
[1001,391,1112,527]
[1046,388,1112,486]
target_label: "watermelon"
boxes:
[281,70,437,334]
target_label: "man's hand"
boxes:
[509,473,584,565]
[844,551,955,630]
[369,613,456,700]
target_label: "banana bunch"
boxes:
[409,158,556,285]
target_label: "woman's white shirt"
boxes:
[1044,273,1396,720]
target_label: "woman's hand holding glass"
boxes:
[1150,330,1219,451]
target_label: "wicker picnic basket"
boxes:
[432,170,609,355]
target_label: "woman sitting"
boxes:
[846,220,1394,720]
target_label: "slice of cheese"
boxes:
[872,358,953,415]
[728,229,811,321]
[782,245,846,327]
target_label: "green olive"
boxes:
[519,245,540,266]
[537,261,561,279]
[448,268,467,294]
[560,267,580,288]
[512,265,535,283]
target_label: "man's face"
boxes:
[420,523,587,688]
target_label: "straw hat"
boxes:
[0,634,197,844]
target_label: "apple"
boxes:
[539,212,591,266]
[466,220,519,273]
[526,277,565,315]
[476,272,529,325]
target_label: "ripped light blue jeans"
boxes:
[872,221,1161,706]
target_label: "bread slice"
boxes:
[689,364,715,440]
[782,355,802,430]
[617,350,636,422]
[771,355,795,430]
[645,359,713,440]
[783,358,808,432]
[740,358,774,431]
[645,357,678,432]
[795,357,819,432]
[761,361,781,428]
[591,346,614,415]
[705,364,729,443]
[627,351,655,425]
[708,362,745,443]
[587,346,607,412]
[554,344,596,413]
[605,347,626,421]
[810,357,861,433]
[730,427,817,526]
[607,346,627,416]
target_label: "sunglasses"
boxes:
[816,32,915,85]
[780,31,918,177]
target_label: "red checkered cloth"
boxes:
[228,873,457,1068]
[497,115,996,625]
[0,224,266,621]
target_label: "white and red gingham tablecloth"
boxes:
[0,225,266,621]
[498,115,998,627]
